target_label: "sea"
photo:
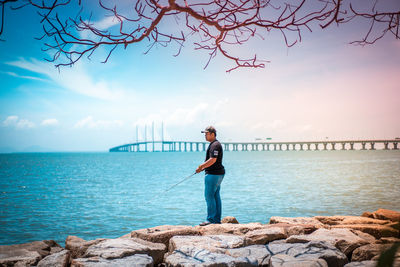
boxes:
[0,150,399,246]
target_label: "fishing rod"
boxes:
[144,172,198,205]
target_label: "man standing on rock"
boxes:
[196,126,225,226]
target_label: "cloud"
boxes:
[41,119,59,126]
[1,71,49,82]
[2,115,35,129]
[74,116,124,129]
[5,58,126,101]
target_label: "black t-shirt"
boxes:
[204,140,225,175]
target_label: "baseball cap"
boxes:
[201,126,216,134]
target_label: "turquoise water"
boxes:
[1,150,399,246]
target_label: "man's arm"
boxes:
[196,157,217,173]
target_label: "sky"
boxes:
[0,1,399,152]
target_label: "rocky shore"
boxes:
[1,208,399,266]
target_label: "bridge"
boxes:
[109,139,399,152]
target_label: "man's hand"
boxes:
[196,166,203,173]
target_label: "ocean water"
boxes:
[0,150,399,246]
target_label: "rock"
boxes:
[71,254,153,266]
[269,254,328,267]
[286,228,369,255]
[164,246,256,266]
[0,248,42,266]
[222,216,239,224]
[352,230,377,244]
[285,224,319,236]
[226,245,271,266]
[197,222,265,236]
[245,226,287,245]
[269,216,325,228]
[0,240,62,266]
[83,237,166,264]
[361,212,375,219]
[314,215,392,226]
[37,249,70,267]
[352,243,393,261]
[130,225,201,248]
[169,235,247,253]
[267,240,348,267]
[378,237,400,244]
[344,260,377,267]
[331,224,399,239]
[119,232,132,239]
[371,209,400,223]
[65,236,106,259]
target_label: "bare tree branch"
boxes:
[1,0,399,71]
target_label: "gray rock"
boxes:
[164,246,256,267]
[286,228,369,255]
[71,254,153,267]
[169,235,247,253]
[65,236,106,259]
[0,248,42,266]
[245,226,287,245]
[0,240,62,266]
[227,245,271,266]
[131,225,201,248]
[37,249,70,267]
[267,240,348,267]
[269,254,328,267]
[84,237,166,264]
[343,261,377,267]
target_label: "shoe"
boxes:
[199,221,212,226]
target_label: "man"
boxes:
[196,126,225,226]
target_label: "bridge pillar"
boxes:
[350,143,354,150]
[274,144,277,151]
[278,144,282,151]
[384,142,389,150]
[393,142,398,150]
[315,143,319,151]
[190,143,193,152]
[323,143,327,150]
[299,144,303,151]
[370,142,376,150]
[341,143,346,150]
[331,143,336,150]
[266,144,270,151]
[307,144,311,151]
[361,142,366,150]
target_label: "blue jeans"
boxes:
[204,174,224,223]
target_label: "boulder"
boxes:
[169,235,247,253]
[285,224,319,236]
[71,254,153,266]
[269,254,328,267]
[378,237,400,244]
[197,222,264,236]
[314,216,392,226]
[164,246,256,266]
[222,216,239,224]
[0,248,42,266]
[245,226,287,245]
[267,240,348,267]
[226,245,271,266]
[370,209,400,223]
[286,228,369,255]
[37,249,70,267]
[344,260,377,267]
[352,243,393,261]
[269,216,325,228]
[83,237,166,264]
[65,236,106,259]
[331,224,399,239]
[130,225,201,248]
[0,240,62,266]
